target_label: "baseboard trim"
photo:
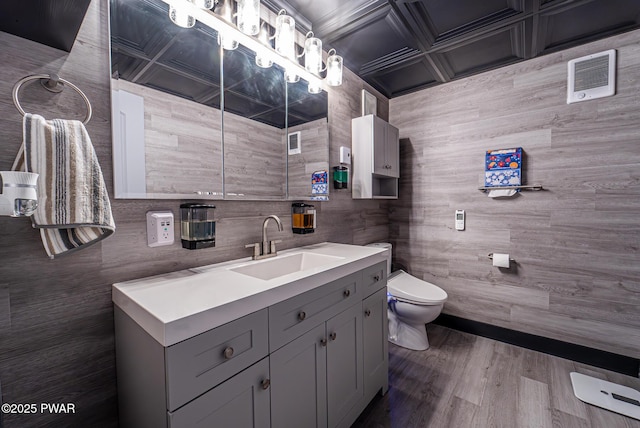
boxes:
[433,314,639,378]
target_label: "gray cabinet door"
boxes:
[326,303,363,428]
[372,115,387,176]
[270,323,328,428]
[362,287,389,402]
[385,124,400,178]
[168,357,270,428]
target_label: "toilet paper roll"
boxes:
[492,253,510,268]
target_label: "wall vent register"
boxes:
[567,49,616,104]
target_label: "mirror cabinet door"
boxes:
[221,44,287,200]
[109,0,329,201]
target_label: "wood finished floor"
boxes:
[352,325,640,428]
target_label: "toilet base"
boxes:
[388,311,430,351]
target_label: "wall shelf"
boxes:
[478,184,543,192]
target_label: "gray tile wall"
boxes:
[390,28,640,361]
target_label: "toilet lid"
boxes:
[387,270,448,304]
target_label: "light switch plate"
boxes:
[146,211,174,247]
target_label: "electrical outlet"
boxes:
[146,211,174,247]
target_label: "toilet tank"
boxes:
[366,243,392,275]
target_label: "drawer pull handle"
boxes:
[373,275,380,282]
[364,309,371,317]
[298,311,307,321]
[223,346,234,359]
[261,379,271,390]
[320,338,328,347]
[329,332,337,341]
[343,289,351,298]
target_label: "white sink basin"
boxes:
[231,252,344,281]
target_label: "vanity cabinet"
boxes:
[114,258,388,428]
[352,114,400,199]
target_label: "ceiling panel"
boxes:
[370,59,438,96]
[442,26,523,76]
[538,0,640,53]
[112,0,640,100]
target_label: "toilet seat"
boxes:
[388,270,448,305]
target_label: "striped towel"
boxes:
[13,114,115,259]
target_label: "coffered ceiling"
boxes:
[284,0,640,98]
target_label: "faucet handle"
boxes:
[245,242,261,259]
[269,239,282,255]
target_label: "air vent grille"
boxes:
[574,55,610,91]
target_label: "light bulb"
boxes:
[304,36,322,75]
[276,12,296,60]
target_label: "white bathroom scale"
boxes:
[570,372,640,420]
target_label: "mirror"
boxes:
[109,0,329,200]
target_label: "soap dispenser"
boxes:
[291,203,315,234]
[180,203,216,249]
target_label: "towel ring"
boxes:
[12,74,92,124]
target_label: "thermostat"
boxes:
[455,210,465,231]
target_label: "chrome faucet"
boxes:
[245,215,284,260]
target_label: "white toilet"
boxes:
[367,243,448,351]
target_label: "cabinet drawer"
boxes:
[168,357,271,428]
[165,309,269,411]
[269,271,360,351]
[362,261,386,297]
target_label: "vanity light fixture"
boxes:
[162,0,343,92]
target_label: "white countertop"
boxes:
[112,242,387,346]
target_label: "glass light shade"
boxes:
[169,3,195,28]
[218,34,238,50]
[285,70,299,83]
[218,0,238,50]
[255,25,273,68]
[237,0,260,36]
[304,37,323,75]
[191,0,215,9]
[275,13,296,60]
[308,81,322,94]
[326,52,343,86]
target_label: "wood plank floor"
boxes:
[352,325,640,428]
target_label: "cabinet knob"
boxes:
[320,338,328,347]
[298,311,307,321]
[329,332,337,341]
[343,289,351,298]
[261,379,271,390]
[364,309,371,317]
[223,346,234,359]
[373,275,380,282]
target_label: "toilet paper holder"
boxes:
[488,253,515,262]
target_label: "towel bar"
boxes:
[12,74,92,124]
